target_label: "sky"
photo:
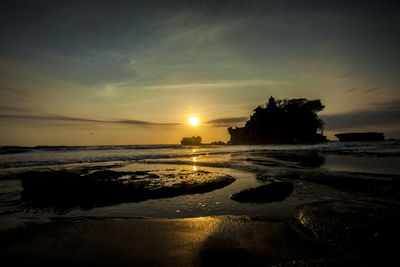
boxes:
[0,0,399,145]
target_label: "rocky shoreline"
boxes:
[1,144,400,265]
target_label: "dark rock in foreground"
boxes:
[335,132,384,141]
[230,181,293,203]
[274,169,400,200]
[19,169,235,213]
[297,200,400,264]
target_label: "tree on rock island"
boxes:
[228,97,326,144]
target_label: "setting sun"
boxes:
[189,117,199,126]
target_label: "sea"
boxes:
[1,141,400,230]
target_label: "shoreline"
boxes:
[1,142,400,265]
[2,198,400,266]
[0,215,367,266]
[1,205,399,265]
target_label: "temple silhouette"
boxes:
[228,97,327,144]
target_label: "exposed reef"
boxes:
[19,169,235,213]
[228,97,327,144]
[230,181,293,203]
[335,132,384,141]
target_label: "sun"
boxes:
[189,117,199,126]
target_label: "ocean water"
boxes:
[1,140,399,169]
[0,140,399,230]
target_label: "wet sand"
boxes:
[1,210,399,266]
[0,216,352,266]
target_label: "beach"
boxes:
[1,141,400,265]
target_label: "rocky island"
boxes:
[335,132,385,141]
[228,97,327,144]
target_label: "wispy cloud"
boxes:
[346,87,384,94]
[0,87,32,104]
[371,99,400,109]
[0,114,181,126]
[345,87,358,93]
[365,87,383,93]
[0,113,251,128]
[321,109,400,130]
[95,80,133,98]
[0,106,31,113]
[206,117,248,127]
[142,79,291,90]
[0,87,33,114]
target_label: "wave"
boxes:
[1,141,399,170]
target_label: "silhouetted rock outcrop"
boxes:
[335,132,384,141]
[228,97,327,144]
[210,141,226,145]
[181,136,202,145]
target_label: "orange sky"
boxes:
[1,1,399,145]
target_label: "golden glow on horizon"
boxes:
[189,117,199,126]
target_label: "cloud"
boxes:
[345,87,358,93]
[321,109,400,130]
[0,106,31,113]
[206,117,248,127]
[0,114,181,127]
[0,87,32,103]
[142,79,291,90]
[365,87,383,93]
[346,87,384,94]
[0,88,34,114]
[371,99,400,109]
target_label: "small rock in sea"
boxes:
[133,171,148,175]
[230,182,293,203]
[146,173,160,178]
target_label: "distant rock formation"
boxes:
[210,141,225,145]
[335,132,384,141]
[228,97,327,144]
[181,136,202,145]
